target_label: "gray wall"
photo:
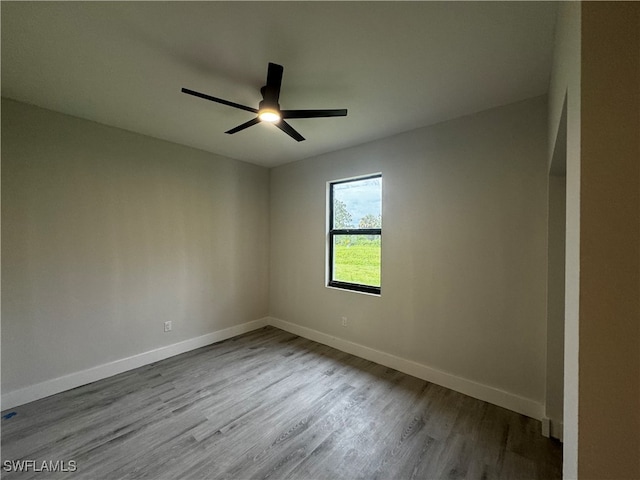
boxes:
[270,96,549,406]
[1,98,270,393]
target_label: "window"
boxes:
[328,174,382,294]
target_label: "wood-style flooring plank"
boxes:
[1,326,561,479]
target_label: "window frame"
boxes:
[327,174,382,295]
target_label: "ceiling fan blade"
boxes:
[182,88,257,114]
[275,119,305,142]
[225,117,260,135]
[281,109,348,119]
[263,63,284,104]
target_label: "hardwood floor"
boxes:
[1,327,561,479]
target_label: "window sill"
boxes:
[326,282,381,297]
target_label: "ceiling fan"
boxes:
[182,62,347,142]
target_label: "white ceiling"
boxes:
[1,2,557,168]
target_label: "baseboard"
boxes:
[1,318,269,410]
[552,420,564,442]
[542,417,563,441]
[267,317,545,421]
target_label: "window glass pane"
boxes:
[333,177,381,229]
[333,234,381,287]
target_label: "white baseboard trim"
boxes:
[1,318,269,410]
[551,420,564,442]
[267,317,545,421]
[541,417,563,441]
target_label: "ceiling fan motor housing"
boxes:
[259,98,280,113]
[260,85,280,111]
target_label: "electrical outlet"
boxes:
[341,316,348,327]
[164,321,172,332]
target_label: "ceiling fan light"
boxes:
[258,109,281,123]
